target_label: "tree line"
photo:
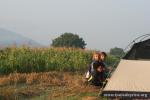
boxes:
[51,32,125,57]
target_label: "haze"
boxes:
[0,0,150,51]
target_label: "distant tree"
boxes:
[51,33,86,49]
[109,47,125,58]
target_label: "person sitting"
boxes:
[100,52,112,80]
[88,61,105,86]
[85,51,111,86]
[85,52,101,79]
[99,52,107,81]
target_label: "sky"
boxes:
[0,0,150,51]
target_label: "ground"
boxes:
[0,72,106,100]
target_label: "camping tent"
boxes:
[102,39,150,99]
[124,39,150,60]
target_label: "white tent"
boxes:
[102,38,150,99]
[102,59,150,98]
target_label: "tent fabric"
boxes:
[124,39,150,60]
[102,59,150,98]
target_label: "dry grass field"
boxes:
[0,72,104,100]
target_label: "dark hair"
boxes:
[101,52,107,57]
[93,61,103,69]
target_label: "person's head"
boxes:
[100,52,107,61]
[92,52,101,61]
[93,61,103,72]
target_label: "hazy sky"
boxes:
[0,0,150,51]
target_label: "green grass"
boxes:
[0,47,119,75]
[0,47,92,74]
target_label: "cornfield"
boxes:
[0,47,119,75]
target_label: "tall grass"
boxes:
[0,47,119,74]
[0,47,92,74]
